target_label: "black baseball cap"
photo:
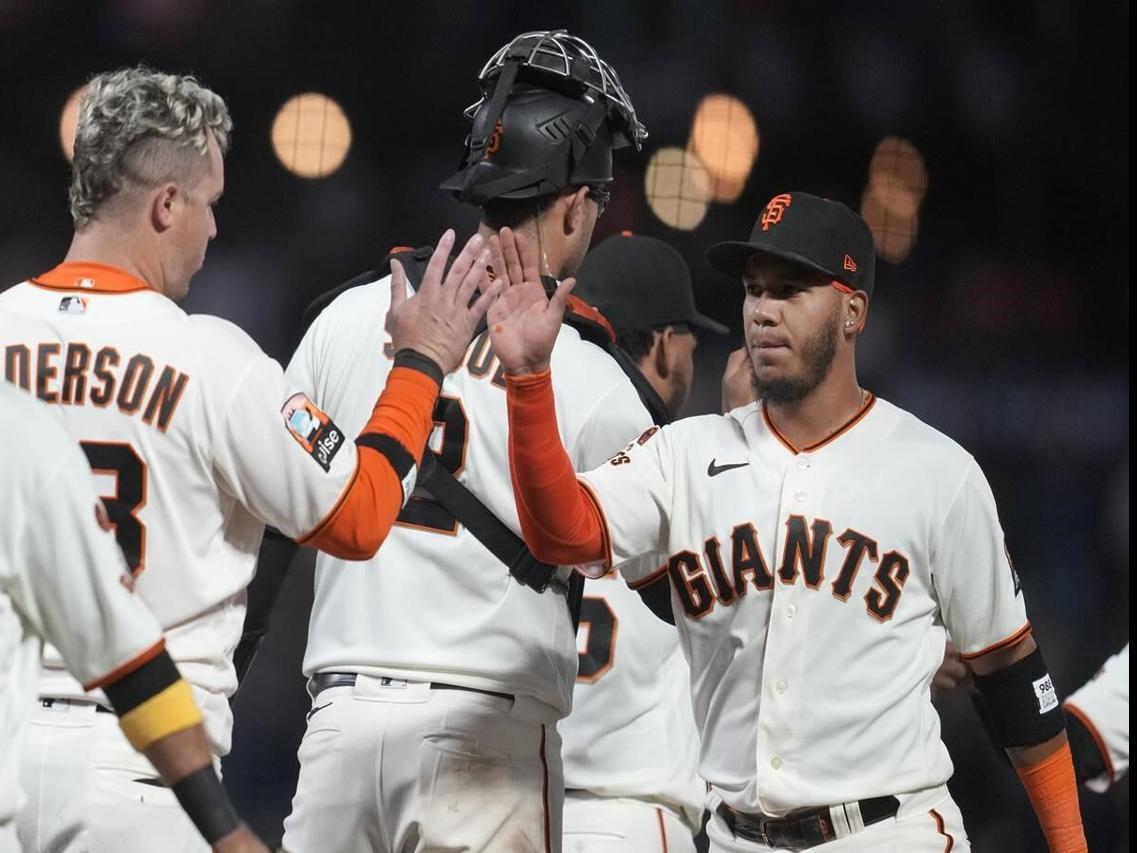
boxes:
[706,191,876,296]
[575,232,729,335]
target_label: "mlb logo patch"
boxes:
[58,296,88,314]
[1032,674,1058,714]
[282,393,344,472]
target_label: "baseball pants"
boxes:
[283,675,564,853]
[17,700,210,853]
[705,787,969,853]
[562,792,696,853]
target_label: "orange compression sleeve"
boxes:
[305,361,439,560]
[506,369,607,566]
[1016,741,1087,853]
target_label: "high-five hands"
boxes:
[385,230,502,374]
[486,227,576,376]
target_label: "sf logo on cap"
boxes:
[760,193,793,231]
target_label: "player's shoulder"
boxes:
[872,397,976,469]
[549,326,632,393]
[185,312,268,361]
[312,273,393,328]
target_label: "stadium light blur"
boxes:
[687,94,759,203]
[862,137,927,263]
[59,85,86,162]
[271,93,352,179]
[644,147,711,230]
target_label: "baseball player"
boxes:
[559,232,730,852]
[489,195,1088,851]
[1063,644,1129,791]
[0,383,267,853]
[0,67,495,852]
[279,31,652,853]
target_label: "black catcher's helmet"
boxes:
[441,30,647,206]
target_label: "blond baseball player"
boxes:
[0,383,267,853]
[280,31,651,853]
[559,233,732,852]
[0,67,496,852]
[1064,643,1129,792]
[490,197,1088,851]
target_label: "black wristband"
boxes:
[170,765,241,844]
[393,349,444,386]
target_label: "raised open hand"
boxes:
[486,227,575,376]
[385,230,502,374]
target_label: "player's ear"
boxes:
[843,291,869,337]
[150,183,179,232]
[563,186,590,236]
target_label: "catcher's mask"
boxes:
[441,30,647,206]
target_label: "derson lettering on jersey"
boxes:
[579,398,1028,815]
[5,341,189,432]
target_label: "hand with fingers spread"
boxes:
[487,227,575,377]
[385,229,502,374]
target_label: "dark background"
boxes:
[1,1,1128,850]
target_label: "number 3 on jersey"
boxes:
[395,395,468,535]
[577,596,618,683]
[80,441,147,575]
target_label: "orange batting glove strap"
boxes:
[1015,741,1088,853]
[506,369,606,566]
[307,364,440,560]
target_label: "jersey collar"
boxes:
[762,392,877,455]
[30,261,152,294]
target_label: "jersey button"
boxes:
[785,605,797,619]
[771,756,783,769]
[775,680,787,694]
[797,458,810,470]
[794,490,807,502]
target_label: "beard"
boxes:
[751,308,840,404]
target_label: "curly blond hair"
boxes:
[70,67,233,228]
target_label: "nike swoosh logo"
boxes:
[707,459,749,477]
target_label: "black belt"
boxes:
[309,672,514,703]
[716,796,899,849]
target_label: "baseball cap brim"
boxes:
[688,311,729,335]
[706,241,846,286]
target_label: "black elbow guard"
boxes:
[973,646,1065,747]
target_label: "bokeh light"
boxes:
[861,186,918,263]
[644,147,711,230]
[271,93,352,179]
[687,94,759,203]
[59,85,86,162]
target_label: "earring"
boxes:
[844,321,854,328]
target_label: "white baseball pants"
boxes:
[283,676,564,853]
[562,792,696,853]
[17,701,209,853]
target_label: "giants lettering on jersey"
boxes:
[5,341,189,433]
[667,515,909,622]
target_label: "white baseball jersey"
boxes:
[1065,643,1129,792]
[561,567,704,828]
[577,396,1029,816]
[0,383,163,825]
[287,273,651,716]
[0,264,363,753]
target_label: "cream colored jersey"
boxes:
[0,269,361,752]
[287,274,652,716]
[0,383,163,824]
[561,567,704,828]
[577,397,1029,816]
[1066,643,1129,792]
